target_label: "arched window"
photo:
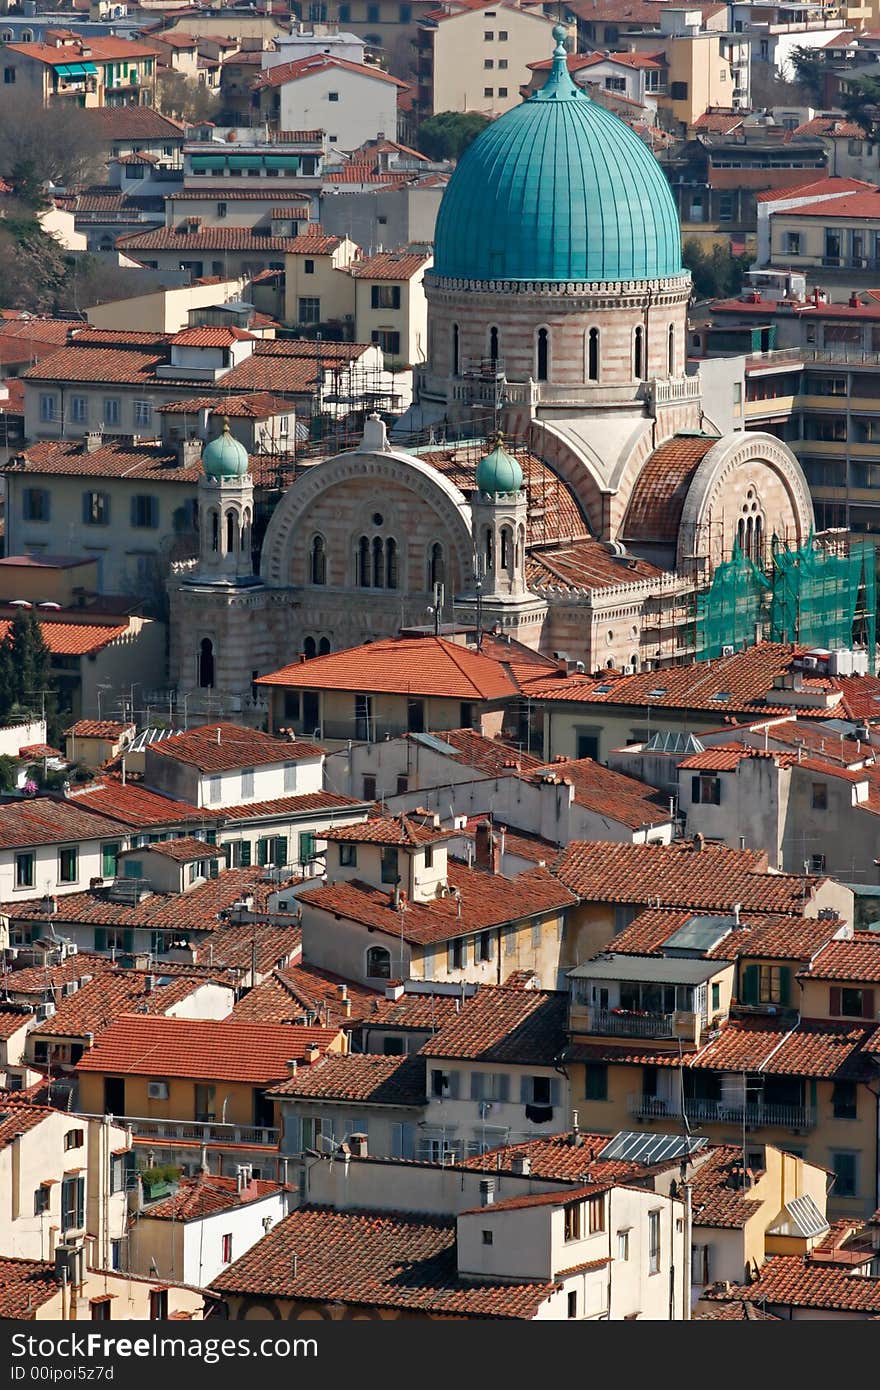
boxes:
[358,535,370,587]
[484,527,493,570]
[310,534,326,585]
[667,322,676,375]
[198,638,214,689]
[536,327,549,382]
[303,636,317,659]
[318,636,331,655]
[210,509,219,553]
[500,525,512,571]
[242,507,252,558]
[489,326,499,364]
[372,536,384,588]
[452,322,460,376]
[587,327,599,382]
[429,542,445,590]
[366,945,392,979]
[386,537,398,590]
[633,325,644,380]
[754,515,763,558]
[225,510,235,553]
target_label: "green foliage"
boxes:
[840,75,880,141]
[0,610,53,725]
[789,46,826,105]
[157,71,219,123]
[416,111,490,161]
[0,99,103,201]
[0,754,18,793]
[683,238,751,300]
[140,1164,182,1184]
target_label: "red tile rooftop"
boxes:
[267,1051,427,1103]
[755,176,877,203]
[797,935,880,982]
[610,906,844,962]
[526,756,670,830]
[64,720,131,739]
[702,1253,880,1314]
[65,776,212,828]
[142,1173,281,1222]
[32,968,211,1038]
[0,795,127,849]
[76,1015,343,1081]
[230,963,377,1027]
[257,636,520,701]
[421,985,567,1066]
[323,813,454,846]
[147,722,322,773]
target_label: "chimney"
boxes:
[144,974,156,995]
[475,820,499,872]
[178,436,202,468]
[286,1059,298,1076]
[479,1177,495,1206]
[510,1154,531,1176]
[304,1043,321,1064]
[349,1132,368,1158]
[83,429,103,454]
[692,832,705,852]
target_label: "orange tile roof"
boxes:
[0,1257,60,1318]
[251,53,407,89]
[694,1302,780,1320]
[65,720,130,740]
[139,836,221,863]
[780,192,880,220]
[798,935,880,982]
[0,795,126,849]
[33,968,210,1038]
[422,986,567,1065]
[349,249,431,280]
[148,722,322,773]
[6,37,159,63]
[230,964,377,1027]
[622,435,720,543]
[689,1017,876,1079]
[610,906,843,963]
[791,116,866,139]
[0,619,128,656]
[406,727,544,778]
[552,839,819,915]
[526,757,670,830]
[76,1016,343,1081]
[0,1005,37,1039]
[268,1051,427,1103]
[217,790,365,822]
[755,176,876,204]
[679,743,801,771]
[142,1173,281,1221]
[462,1129,644,1182]
[525,537,665,591]
[208,1206,557,1318]
[66,776,211,828]
[299,861,576,946]
[358,989,465,1033]
[117,227,312,254]
[323,814,454,846]
[459,1182,611,1216]
[257,636,520,701]
[0,952,112,998]
[703,1253,880,1313]
[170,327,256,347]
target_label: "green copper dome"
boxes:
[432,29,682,284]
[202,420,249,480]
[475,439,523,494]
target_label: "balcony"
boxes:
[570,1003,689,1040]
[628,1094,816,1129]
[77,1113,279,1147]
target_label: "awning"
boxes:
[266,156,302,169]
[189,155,224,171]
[53,66,73,78]
[228,156,262,170]
[79,62,98,75]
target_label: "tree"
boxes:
[0,209,73,315]
[157,71,219,124]
[683,238,751,301]
[0,609,52,721]
[789,46,827,106]
[0,98,103,201]
[840,75,880,141]
[416,111,491,161]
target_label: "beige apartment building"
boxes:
[415,0,556,118]
[1,34,159,109]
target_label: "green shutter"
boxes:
[239,839,251,868]
[94,927,107,951]
[273,836,287,867]
[778,966,791,1006]
[257,837,270,867]
[122,929,135,953]
[741,963,759,1005]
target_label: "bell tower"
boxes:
[193,419,256,587]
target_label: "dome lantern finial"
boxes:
[540,21,580,100]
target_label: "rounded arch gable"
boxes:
[675,432,814,572]
[259,446,474,588]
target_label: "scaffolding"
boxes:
[695,532,877,672]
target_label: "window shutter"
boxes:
[549,1078,560,1106]
[123,929,135,953]
[239,839,251,868]
[713,778,721,805]
[82,493,91,524]
[497,1073,510,1102]
[470,1072,484,1101]
[391,1122,403,1158]
[829,986,841,1016]
[447,943,455,972]
[778,966,790,1006]
[862,987,875,1019]
[520,1076,531,1104]
[401,1122,416,1160]
[447,1070,460,1099]
[94,927,107,951]
[284,1113,301,1153]
[741,963,758,1005]
[691,775,700,802]
[103,494,111,525]
[273,837,287,867]
[76,1177,85,1228]
[130,496,137,527]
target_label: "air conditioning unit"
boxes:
[802,656,818,670]
[63,982,77,996]
[147,1080,169,1100]
[36,1003,55,1021]
[722,644,735,657]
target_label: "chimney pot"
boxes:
[479,1177,495,1206]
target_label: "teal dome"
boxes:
[476,440,523,494]
[202,420,249,480]
[432,36,682,284]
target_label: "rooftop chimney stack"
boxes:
[479,1177,495,1206]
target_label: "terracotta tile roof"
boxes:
[0,618,128,656]
[148,723,321,773]
[459,1182,611,1215]
[461,1129,646,1183]
[349,249,431,280]
[21,345,175,389]
[142,1173,280,1222]
[0,953,112,998]
[18,744,63,760]
[358,989,464,1032]
[9,438,281,487]
[188,921,301,977]
[169,327,256,347]
[745,721,867,766]
[552,839,820,914]
[459,822,559,866]
[834,673,880,722]
[694,1301,780,1319]
[0,1104,61,1146]
[83,108,187,141]
[792,116,867,139]
[610,906,843,963]
[32,968,211,1038]
[0,1005,36,1039]
[622,435,721,543]
[689,1017,877,1079]
[251,53,407,89]
[3,867,298,937]
[76,1016,342,1081]
[421,986,567,1065]
[159,393,294,420]
[267,1051,427,1104]
[257,636,519,701]
[299,861,576,946]
[208,1206,557,1318]
[66,777,210,829]
[0,1257,59,1318]
[525,537,665,591]
[6,37,159,63]
[65,720,130,740]
[779,191,880,220]
[218,790,365,822]
[688,1147,766,1228]
[798,935,880,982]
[406,728,544,778]
[754,175,876,204]
[231,964,377,1027]
[525,757,670,830]
[678,744,799,771]
[521,643,820,717]
[167,189,311,202]
[691,112,746,134]
[139,836,221,864]
[0,795,126,849]
[323,814,454,846]
[117,227,309,254]
[702,1254,880,1313]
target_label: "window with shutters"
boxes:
[832,1080,857,1119]
[61,1175,85,1232]
[15,852,34,889]
[299,831,316,865]
[381,846,399,884]
[131,494,158,528]
[692,1244,711,1285]
[241,766,254,799]
[692,774,721,804]
[83,491,110,526]
[476,931,492,962]
[617,1229,630,1261]
[58,846,78,884]
[648,1209,661,1273]
[431,1068,456,1097]
[584,1063,608,1101]
[23,487,50,521]
[34,1184,51,1215]
[830,986,874,1018]
[64,1128,84,1150]
[831,1150,858,1197]
[366,946,392,979]
[588,1194,605,1233]
[564,1202,582,1241]
[758,964,789,1004]
[339,843,357,867]
[448,939,465,970]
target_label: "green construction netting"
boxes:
[696,536,877,672]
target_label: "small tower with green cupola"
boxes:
[194,419,257,587]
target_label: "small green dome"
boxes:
[432,32,682,284]
[476,439,523,494]
[202,420,249,480]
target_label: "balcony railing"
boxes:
[628,1094,816,1129]
[77,1113,279,1146]
[571,1004,675,1039]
